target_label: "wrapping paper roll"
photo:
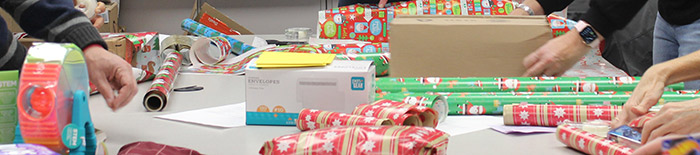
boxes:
[371,100,439,127]
[353,104,422,126]
[296,109,394,131]
[556,124,634,155]
[335,52,390,76]
[375,92,448,123]
[376,77,685,93]
[437,91,699,115]
[143,50,182,112]
[191,36,232,66]
[260,126,449,155]
[627,113,656,128]
[503,104,621,126]
[181,18,254,56]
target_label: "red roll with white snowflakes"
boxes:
[369,99,439,127]
[503,103,621,127]
[627,113,656,128]
[556,124,633,155]
[260,126,450,155]
[296,109,394,131]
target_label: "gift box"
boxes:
[556,124,634,155]
[0,70,18,144]
[504,104,621,126]
[260,126,449,155]
[245,60,375,126]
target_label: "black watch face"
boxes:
[580,26,598,44]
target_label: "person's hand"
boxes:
[377,0,389,8]
[83,45,138,111]
[638,99,700,144]
[632,134,687,155]
[522,30,591,76]
[611,65,669,128]
[509,9,530,16]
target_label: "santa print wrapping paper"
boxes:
[296,109,394,131]
[260,126,449,155]
[318,0,513,42]
[433,91,699,115]
[503,104,621,127]
[556,124,634,155]
[376,77,684,93]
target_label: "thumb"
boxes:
[93,76,116,110]
[378,0,388,8]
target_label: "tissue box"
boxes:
[0,70,18,144]
[245,60,376,126]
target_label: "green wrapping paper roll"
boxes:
[436,91,700,115]
[374,92,448,123]
[376,77,685,93]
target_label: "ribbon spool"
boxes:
[74,0,97,19]
[16,43,90,153]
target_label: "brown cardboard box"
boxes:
[19,36,134,65]
[97,3,124,33]
[187,2,253,35]
[389,15,552,77]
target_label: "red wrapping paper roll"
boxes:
[370,99,439,128]
[260,126,450,155]
[143,50,183,112]
[627,113,656,128]
[504,104,621,126]
[556,124,634,155]
[296,109,394,131]
[353,104,422,126]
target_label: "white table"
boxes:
[89,35,581,154]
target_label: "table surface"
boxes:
[89,35,582,155]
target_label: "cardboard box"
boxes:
[188,2,253,35]
[245,60,376,126]
[97,3,124,33]
[0,70,19,143]
[389,15,552,77]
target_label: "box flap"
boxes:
[247,59,374,72]
[392,15,549,26]
[190,2,254,35]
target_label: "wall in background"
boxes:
[120,0,337,34]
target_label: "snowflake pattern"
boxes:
[322,142,334,153]
[519,104,529,108]
[324,131,338,140]
[398,108,409,112]
[360,140,376,152]
[554,108,565,118]
[409,133,422,139]
[593,108,603,117]
[393,114,400,119]
[368,127,381,130]
[402,141,416,149]
[332,119,342,126]
[416,106,426,111]
[310,109,319,113]
[306,121,316,130]
[381,103,392,106]
[621,147,632,153]
[365,110,375,117]
[305,115,312,121]
[364,117,375,123]
[339,113,347,117]
[521,122,531,126]
[372,105,381,109]
[519,111,530,120]
[277,140,293,152]
[561,133,566,140]
[423,127,436,132]
[578,138,586,149]
[599,150,603,155]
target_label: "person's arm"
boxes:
[581,0,649,39]
[612,49,700,128]
[1,0,137,111]
[511,0,572,16]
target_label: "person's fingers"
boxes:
[631,135,684,155]
[93,77,116,110]
[78,4,86,8]
[632,88,664,115]
[641,113,671,144]
[378,0,388,8]
[110,68,138,110]
[522,51,540,69]
[92,15,104,28]
[523,59,548,77]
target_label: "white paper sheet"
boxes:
[154,102,246,128]
[436,116,504,136]
[490,125,557,134]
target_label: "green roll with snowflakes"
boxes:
[436,91,700,115]
[376,77,685,93]
[375,92,448,123]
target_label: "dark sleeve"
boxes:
[535,0,574,15]
[339,0,410,7]
[581,0,649,38]
[0,0,107,49]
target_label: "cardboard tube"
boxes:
[144,92,165,112]
[402,115,422,126]
[142,49,183,112]
[191,36,231,66]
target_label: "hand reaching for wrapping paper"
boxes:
[611,65,667,129]
[637,100,700,144]
[84,45,138,111]
[522,30,591,77]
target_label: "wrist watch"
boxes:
[574,20,601,48]
[513,2,534,15]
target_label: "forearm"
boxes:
[581,0,648,38]
[651,50,700,86]
[1,0,106,49]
